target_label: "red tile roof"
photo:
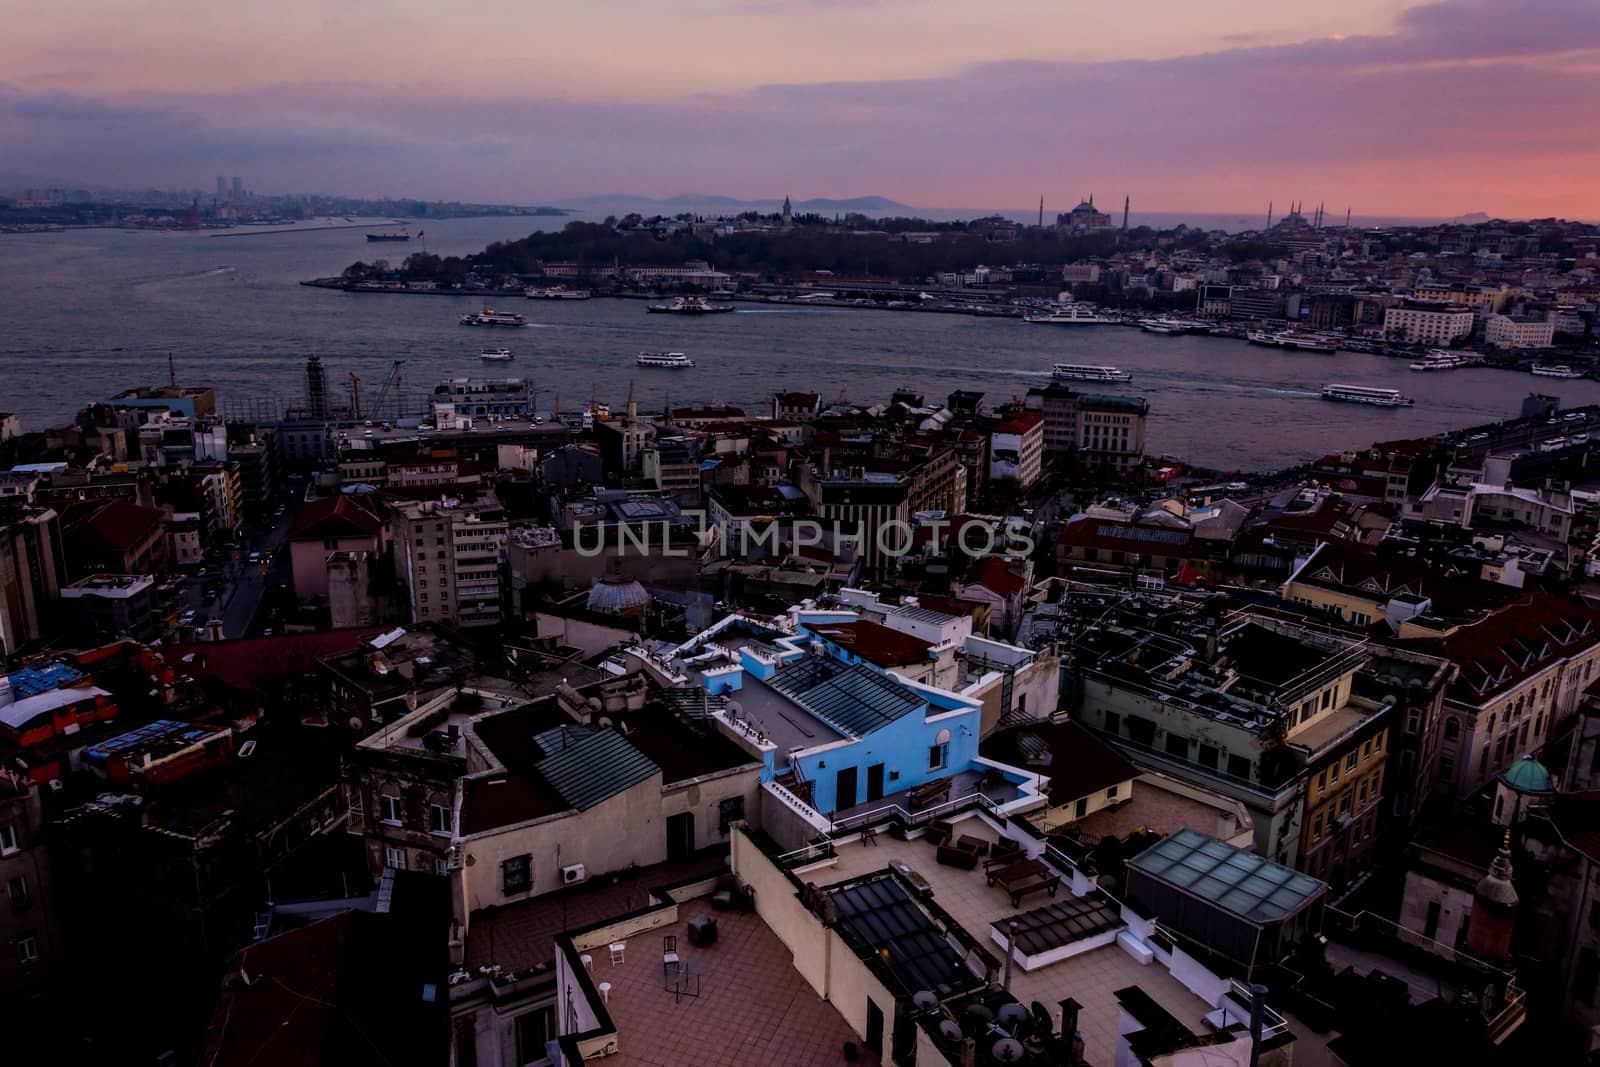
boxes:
[962,555,1027,597]
[1399,593,1600,703]
[61,499,164,554]
[169,630,386,692]
[992,413,1043,435]
[981,720,1138,802]
[287,496,386,541]
[810,620,934,668]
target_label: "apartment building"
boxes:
[1484,314,1556,349]
[1383,301,1476,345]
[394,499,509,627]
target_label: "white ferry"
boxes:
[647,296,735,315]
[1246,329,1339,352]
[1532,364,1585,379]
[1139,318,1191,335]
[1052,363,1132,382]
[636,351,694,368]
[1409,351,1467,371]
[526,286,591,300]
[480,347,514,362]
[1322,384,1413,407]
[460,307,529,327]
[1025,303,1111,325]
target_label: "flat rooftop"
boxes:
[801,827,1217,1067]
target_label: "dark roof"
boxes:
[60,499,164,554]
[170,630,387,692]
[1056,516,1194,555]
[962,555,1027,596]
[827,874,979,996]
[287,495,386,541]
[1129,828,1326,925]
[204,873,449,1067]
[1291,541,1521,616]
[809,620,934,668]
[1399,593,1600,703]
[533,729,659,811]
[980,720,1137,802]
[768,658,924,738]
[994,892,1123,957]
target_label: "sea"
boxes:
[4,215,1598,473]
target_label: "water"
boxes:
[5,217,1599,472]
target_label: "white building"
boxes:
[1483,314,1556,349]
[1384,301,1476,345]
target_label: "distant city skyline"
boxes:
[3,0,1598,217]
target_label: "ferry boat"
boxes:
[1024,303,1111,325]
[636,351,694,368]
[1139,318,1191,335]
[526,286,591,300]
[1532,364,1585,379]
[460,307,529,327]
[1052,363,1132,382]
[1409,351,1467,371]
[647,296,735,315]
[366,229,410,242]
[1246,329,1339,352]
[1322,384,1414,407]
[479,347,514,362]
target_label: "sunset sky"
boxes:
[2,0,1596,217]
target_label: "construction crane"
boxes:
[348,371,361,420]
[370,359,405,419]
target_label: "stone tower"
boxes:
[1464,832,1519,962]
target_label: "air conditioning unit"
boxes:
[562,863,588,886]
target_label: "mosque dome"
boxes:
[587,574,651,616]
[1499,756,1555,796]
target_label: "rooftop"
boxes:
[767,657,926,739]
[809,619,935,668]
[1128,828,1325,926]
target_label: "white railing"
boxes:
[763,779,832,834]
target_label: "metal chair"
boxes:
[662,934,680,973]
[609,941,626,965]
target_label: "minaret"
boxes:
[1464,832,1519,962]
[781,195,792,227]
[1266,201,1273,229]
[1038,195,1044,228]
[1344,206,1351,231]
[1121,194,1129,233]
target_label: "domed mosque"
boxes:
[587,568,652,617]
[1493,755,1556,827]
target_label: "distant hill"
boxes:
[560,193,913,215]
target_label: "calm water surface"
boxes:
[5,217,1599,472]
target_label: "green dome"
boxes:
[1500,756,1555,795]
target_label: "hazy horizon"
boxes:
[4,0,1598,219]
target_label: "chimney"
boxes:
[959,1038,976,1067]
[1059,998,1081,1043]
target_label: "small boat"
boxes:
[1025,303,1111,325]
[1322,384,1413,407]
[480,347,514,362]
[366,229,409,242]
[1532,364,1585,379]
[647,296,735,314]
[1139,318,1190,335]
[460,307,529,327]
[1052,363,1132,382]
[636,351,695,368]
[1410,351,1467,371]
[526,286,591,300]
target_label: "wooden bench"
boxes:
[1008,873,1061,908]
[982,840,1024,872]
[986,857,1044,888]
[907,778,951,812]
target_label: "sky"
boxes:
[1,0,1596,218]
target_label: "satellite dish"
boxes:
[347,716,365,732]
[913,990,939,1011]
[997,1003,1028,1028]
[938,1020,963,1043]
[992,1038,1025,1062]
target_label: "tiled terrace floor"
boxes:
[597,907,876,1067]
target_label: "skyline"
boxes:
[2,0,1598,217]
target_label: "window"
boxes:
[1107,785,1120,800]
[1440,754,1455,777]
[502,854,532,896]
[1340,791,1353,815]
[1316,770,1327,792]
[718,796,745,835]
[1345,752,1358,773]
[1405,708,1421,735]
[429,802,451,836]
[1075,797,1089,819]
[0,824,16,855]
[16,935,38,965]
[1312,814,1323,838]
[380,792,403,825]
[1444,717,1460,741]
[1361,740,1372,760]
[1104,711,1121,736]
[515,1006,556,1066]
[435,857,451,877]
[1198,744,1219,770]
[1164,733,1188,759]
[385,846,406,869]
[928,742,948,771]
[1374,733,1383,752]
[7,875,27,910]
[1330,762,1340,783]
[1577,949,1600,1008]
[1227,754,1252,780]
[1322,689,1334,710]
